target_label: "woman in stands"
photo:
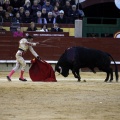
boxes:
[27,21,37,31]
[39,24,49,32]
[12,12,22,23]
[18,7,25,17]
[52,6,59,18]
[0,6,5,18]
[2,0,11,11]
[13,27,23,37]
[3,11,11,22]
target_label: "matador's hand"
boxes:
[36,56,41,60]
[36,42,39,45]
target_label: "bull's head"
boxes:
[55,64,69,77]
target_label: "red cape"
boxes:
[29,58,57,82]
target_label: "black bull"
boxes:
[55,47,119,82]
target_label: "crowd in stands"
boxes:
[0,0,84,24]
[26,22,63,32]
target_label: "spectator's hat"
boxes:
[25,10,30,14]
[25,0,30,4]
[37,11,41,15]
[72,5,76,8]
[59,10,64,14]
[19,7,24,10]
[42,8,46,11]
[48,12,53,15]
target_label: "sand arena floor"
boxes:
[0,72,120,120]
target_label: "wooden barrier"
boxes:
[0,36,120,70]
[2,22,74,28]
[0,36,120,60]
[23,32,69,37]
[0,31,13,36]
[0,31,69,37]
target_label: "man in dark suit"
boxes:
[50,23,63,32]
[56,10,67,24]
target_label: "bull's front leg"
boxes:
[72,69,81,82]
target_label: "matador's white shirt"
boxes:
[18,38,38,57]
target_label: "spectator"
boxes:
[52,6,59,18]
[34,11,47,24]
[2,0,11,11]
[39,24,49,32]
[46,12,56,24]
[27,22,37,31]
[53,0,62,10]
[37,0,44,6]
[3,11,11,22]
[68,5,82,24]
[76,2,83,10]
[42,0,53,13]
[13,27,23,37]
[31,0,42,17]
[19,7,25,17]
[76,2,85,17]
[0,15,3,23]
[70,0,75,5]
[62,0,72,17]
[12,12,22,23]
[0,0,4,5]
[50,23,63,32]
[41,8,47,19]
[59,0,65,6]
[10,0,22,14]
[0,24,6,31]
[20,0,26,6]
[0,6,5,18]
[56,10,67,24]
[23,0,32,13]
[6,6,14,17]
[22,10,33,23]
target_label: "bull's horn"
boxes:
[59,66,62,74]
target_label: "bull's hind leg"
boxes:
[104,71,110,82]
[99,67,113,82]
[109,68,113,82]
[104,68,113,82]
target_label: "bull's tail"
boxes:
[107,53,119,82]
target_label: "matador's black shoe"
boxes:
[6,76,11,81]
[19,78,27,82]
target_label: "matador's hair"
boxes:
[26,35,33,39]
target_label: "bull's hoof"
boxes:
[109,80,112,82]
[104,80,108,82]
[109,80,113,83]
[109,79,113,82]
[116,79,119,82]
[77,80,81,82]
